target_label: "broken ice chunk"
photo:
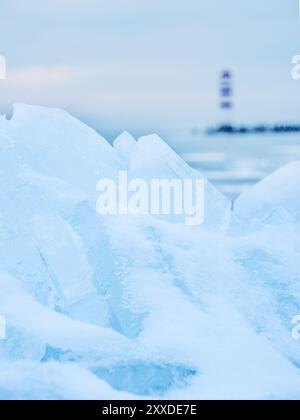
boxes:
[129,134,231,231]
[231,161,300,232]
[113,131,136,167]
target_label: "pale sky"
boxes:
[0,0,299,148]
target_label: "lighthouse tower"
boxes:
[219,70,234,125]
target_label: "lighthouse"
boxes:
[219,70,234,124]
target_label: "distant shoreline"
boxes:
[206,124,300,136]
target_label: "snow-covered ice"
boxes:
[231,161,300,231]
[0,104,300,400]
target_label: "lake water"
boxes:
[181,134,300,201]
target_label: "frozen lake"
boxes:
[181,134,300,200]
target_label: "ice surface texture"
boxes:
[0,104,300,400]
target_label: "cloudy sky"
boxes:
[0,0,299,147]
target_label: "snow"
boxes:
[0,361,132,400]
[0,104,300,400]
